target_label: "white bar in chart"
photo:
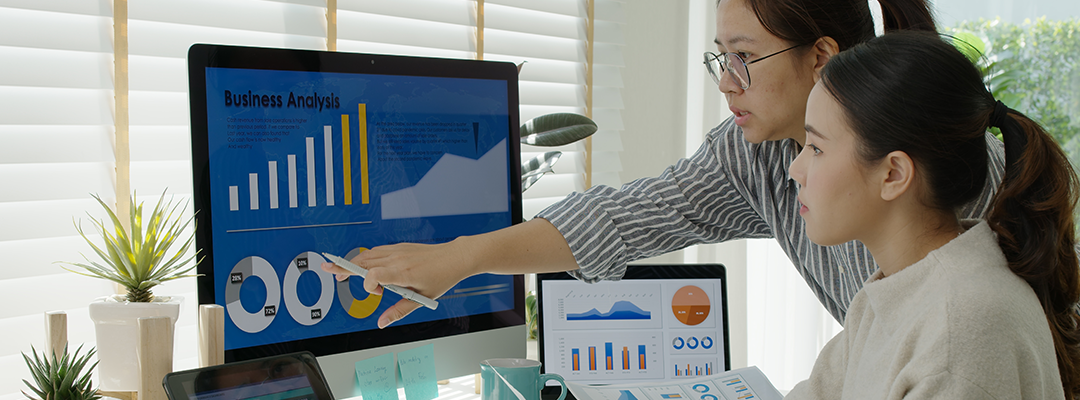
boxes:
[249,173,259,210]
[229,186,239,211]
[288,154,298,208]
[269,161,279,209]
[306,137,316,207]
[324,127,335,206]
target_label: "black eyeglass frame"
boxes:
[704,42,812,90]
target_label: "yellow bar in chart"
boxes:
[358,104,369,204]
[342,114,352,205]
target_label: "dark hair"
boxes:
[740,0,936,51]
[820,30,1080,398]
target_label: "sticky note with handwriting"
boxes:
[397,344,438,400]
[356,353,398,400]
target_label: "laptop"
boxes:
[537,264,730,399]
[162,351,334,400]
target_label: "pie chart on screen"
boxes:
[672,285,710,325]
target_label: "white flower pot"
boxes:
[88,294,181,391]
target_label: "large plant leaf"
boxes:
[521,151,562,192]
[520,113,597,147]
[58,190,201,301]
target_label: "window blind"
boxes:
[0,0,625,397]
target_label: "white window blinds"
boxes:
[0,1,625,397]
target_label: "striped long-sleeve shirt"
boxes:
[536,117,1005,323]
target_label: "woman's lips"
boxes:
[731,106,750,126]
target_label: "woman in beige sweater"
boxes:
[785,31,1080,399]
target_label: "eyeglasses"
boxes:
[704,43,810,90]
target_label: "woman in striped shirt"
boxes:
[322,0,1006,329]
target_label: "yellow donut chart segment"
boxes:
[348,292,382,319]
[334,247,383,319]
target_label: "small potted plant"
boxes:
[22,344,102,400]
[58,191,200,391]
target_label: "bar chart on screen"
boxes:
[227,103,370,215]
[555,331,664,379]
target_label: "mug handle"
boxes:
[539,373,568,400]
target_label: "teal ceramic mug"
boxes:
[480,358,567,400]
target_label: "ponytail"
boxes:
[738,0,936,52]
[987,106,1080,398]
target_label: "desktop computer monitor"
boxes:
[187,44,526,398]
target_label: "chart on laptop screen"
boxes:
[541,278,725,383]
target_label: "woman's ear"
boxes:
[811,37,841,82]
[879,150,914,202]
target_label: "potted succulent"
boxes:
[22,344,101,400]
[58,191,200,391]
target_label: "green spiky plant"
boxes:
[60,192,201,302]
[22,344,102,400]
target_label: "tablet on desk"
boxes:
[162,351,334,400]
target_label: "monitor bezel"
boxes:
[187,43,525,363]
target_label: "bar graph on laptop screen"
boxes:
[540,276,726,384]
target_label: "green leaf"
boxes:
[520,113,598,147]
[57,190,201,301]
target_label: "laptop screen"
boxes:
[537,264,730,388]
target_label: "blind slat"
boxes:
[0,87,113,125]
[0,164,112,203]
[0,46,112,89]
[485,0,583,17]
[486,29,585,62]
[129,55,188,92]
[0,127,111,164]
[0,199,111,242]
[339,0,475,26]
[486,3,583,40]
[0,7,111,52]
[131,0,326,37]
[129,21,325,58]
[338,11,473,52]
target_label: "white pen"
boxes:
[322,252,439,310]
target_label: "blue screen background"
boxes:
[204,67,516,350]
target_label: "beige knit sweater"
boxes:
[785,220,1064,399]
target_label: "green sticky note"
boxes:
[397,344,438,400]
[356,353,398,400]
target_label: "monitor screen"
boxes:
[188,44,526,397]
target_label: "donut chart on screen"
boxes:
[335,247,383,319]
[226,256,281,333]
[282,251,336,325]
[671,285,710,325]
